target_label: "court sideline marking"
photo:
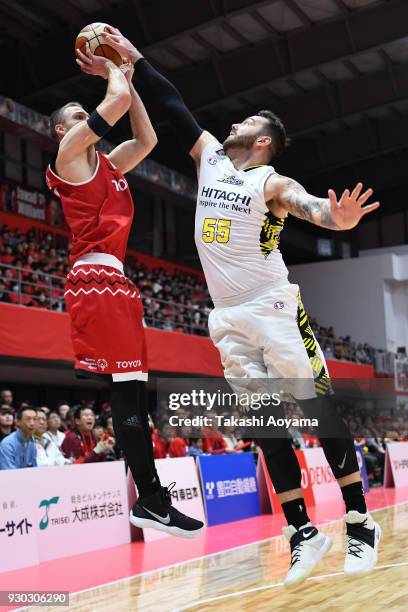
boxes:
[13,500,408,612]
[171,561,408,611]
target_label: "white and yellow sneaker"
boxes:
[344,511,381,576]
[282,522,332,588]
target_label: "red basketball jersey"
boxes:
[45,152,134,265]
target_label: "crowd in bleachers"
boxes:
[310,318,375,365]
[1,388,407,488]
[0,389,252,470]
[0,225,212,335]
[0,224,376,361]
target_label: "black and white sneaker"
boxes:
[344,511,381,575]
[129,484,205,539]
[282,522,332,588]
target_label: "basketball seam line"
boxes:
[92,26,108,59]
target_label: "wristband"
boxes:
[87,110,112,138]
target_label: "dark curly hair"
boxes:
[257,109,290,162]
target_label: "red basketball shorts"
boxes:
[64,263,148,381]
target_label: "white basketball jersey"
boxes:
[195,139,289,306]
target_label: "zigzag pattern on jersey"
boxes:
[66,277,129,287]
[65,267,138,299]
[64,287,138,298]
[70,267,125,277]
[296,292,332,396]
[259,212,285,259]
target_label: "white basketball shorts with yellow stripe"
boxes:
[208,283,331,401]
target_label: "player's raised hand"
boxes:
[76,45,115,79]
[328,183,380,230]
[104,25,142,64]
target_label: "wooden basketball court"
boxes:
[13,491,407,612]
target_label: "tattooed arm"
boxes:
[265,174,380,231]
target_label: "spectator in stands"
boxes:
[324,344,334,360]
[93,423,105,442]
[356,344,369,364]
[0,389,14,410]
[187,438,203,456]
[44,412,65,448]
[104,413,115,437]
[0,225,382,360]
[100,412,121,460]
[151,419,167,459]
[0,280,10,303]
[61,406,115,464]
[34,409,69,467]
[201,419,227,455]
[0,406,37,469]
[56,402,71,431]
[159,424,187,457]
[361,415,385,483]
[222,419,243,453]
[0,405,15,442]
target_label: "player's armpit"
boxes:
[189,131,218,163]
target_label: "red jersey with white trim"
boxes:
[45,152,133,265]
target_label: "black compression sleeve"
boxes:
[134,58,204,151]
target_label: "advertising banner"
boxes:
[384,442,408,488]
[0,461,130,572]
[198,453,261,526]
[35,462,130,561]
[256,449,315,515]
[0,468,39,573]
[258,446,372,513]
[302,447,341,505]
[0,179,66,228]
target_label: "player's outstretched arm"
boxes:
[107,64,158,173]
[103,26,216,163]
[58,48,131,166]
[266,174,380,231]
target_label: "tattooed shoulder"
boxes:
[284,177,307,194]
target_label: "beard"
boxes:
[222,133,258,152]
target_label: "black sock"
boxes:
[281,498,310,530]
[341,481,367,514]
[110,380,161,498]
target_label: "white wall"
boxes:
[383,281,408,353]
[288,251,408,351]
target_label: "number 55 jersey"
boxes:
[195,139,289,308]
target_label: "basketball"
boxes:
[75,23,124,66]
